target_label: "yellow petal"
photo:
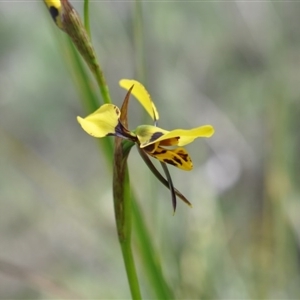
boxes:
[119,79,159,121]
[177,126,215,145]
[77,104,121,138]
[139,125,214,147]
[135,125,169,147]
[146,146,193,171]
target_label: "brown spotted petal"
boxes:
[143,145,193,171]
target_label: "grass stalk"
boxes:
[83,0,91,38]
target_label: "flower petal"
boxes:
[138,125,214,147]
[145,146,193,171]
[77,104,121,137]
[119,79,159,121]
[135,125,169,147]
[176,126,215,145]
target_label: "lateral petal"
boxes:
[138,125,214,147]
[77,104,121,138]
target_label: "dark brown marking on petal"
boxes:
[177,151,189,162]
[158,149,167,154]
[150,132,164,142]
[173,156,183,165]
[114,105,120,115]
[160,137,179,146]
[163,159,177,166]
[151,147,167,154]
[144,144,155,152]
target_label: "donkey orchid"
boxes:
[77,79,214,211]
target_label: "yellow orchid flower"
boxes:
[77,79,215,211]
[77,89,214,170]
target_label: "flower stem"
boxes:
[83,0,91,38]
[113,140,142,299]
[120,169,142,300]
[120,241,142,300]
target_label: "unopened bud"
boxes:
[44,0,99,76]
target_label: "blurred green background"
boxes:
[1,1,300,299]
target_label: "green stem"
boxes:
[83,0,91,38]
[113,141,142,299]
[120,169,142,299]
[94,68,111,104]
[121,241,142,300]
